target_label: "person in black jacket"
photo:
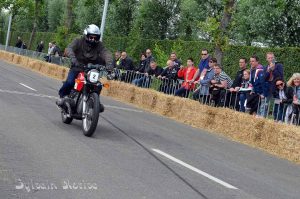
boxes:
[134,60,163,88]
[118,51,135,82]
[136,53,147,73]
[131,53,147,84]
[273,78,294,122]
[15,36,23,48]
[226,57,247,110]
[157,60,179,94]
[57,24,112,109]
[36,41,44,52]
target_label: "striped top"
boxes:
[213,71,233,88]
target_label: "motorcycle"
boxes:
[60,64,109,137]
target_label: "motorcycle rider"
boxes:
[56,24,112,112]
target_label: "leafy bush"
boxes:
[1,31,299,80]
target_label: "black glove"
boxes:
[71,57,82,68]
[105,63,114,71]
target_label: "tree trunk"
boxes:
[214,0,236,65]
[28,0,40,49]
[65,0,73,31]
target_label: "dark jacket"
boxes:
[52,45,62,56]
[265,62,284,94]
[145,55,155,72]
[15,39,23,48]
[231,68,246,88]
[113,58,121,68]
[136,60,147,73]
[250,66,268,97]
[36,43,44,52]
[160,67,179,80]
[118,57,134,71]
[21,44,27,49]
[273,86,294,104]
[66,37,112,71]
[173,59,182,70]
[147,67,163,77]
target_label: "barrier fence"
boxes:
[0,44,71,67]
[109,69,300,126]
[1,45,299,126]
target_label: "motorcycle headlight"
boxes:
[87,69,100,83]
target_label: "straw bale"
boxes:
[133,88,158,110]
[12,55,21,64]
[20,56,29,67]
[154,94,175,116]
[5,52,14,62]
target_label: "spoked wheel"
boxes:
[82,93,100,137]
[61,102,73,124]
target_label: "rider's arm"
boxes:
[66,38,81,66]
[99,45,113,70]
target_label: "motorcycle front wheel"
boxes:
[82,92,100,137]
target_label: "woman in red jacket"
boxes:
[175,58,199,98]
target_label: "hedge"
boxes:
[1,31,299,80]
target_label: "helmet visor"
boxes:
[87,34,100,42]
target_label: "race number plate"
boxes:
[89,71,99,82]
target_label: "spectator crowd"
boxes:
[13,36,300,126]
[109,48,300,126]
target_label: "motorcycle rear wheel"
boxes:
[61,102,73,124]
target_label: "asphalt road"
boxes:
[0,60,299,199]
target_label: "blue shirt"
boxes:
[198,57,210,74]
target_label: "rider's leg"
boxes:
[57,69,79,106]
[58,69,80,98]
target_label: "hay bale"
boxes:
[154,94,175,116]
[20,56,29,67]
[133,88,158,110]
[12,55,21,64]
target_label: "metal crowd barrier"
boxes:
[112,69,299,126]
[0,44,71,67]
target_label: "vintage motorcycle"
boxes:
[60,64,109,137]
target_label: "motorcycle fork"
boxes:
[82,86,88,119]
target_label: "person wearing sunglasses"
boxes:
[57,24,113,111]
[190,49,210,83]
[272,78,294,123]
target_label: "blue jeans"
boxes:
[58,69,80,98]
[273,103,286,122]
[239,93,248,112]
[133,76,151,88]
[175,87,190,98]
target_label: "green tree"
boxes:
[47,0,65,31]
[130,0,180,40]
[200,0,237,64]
[106,0,137,37]
[232,0,300,47]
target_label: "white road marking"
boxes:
[0,89,58,99]
[105,105,143,113]
[152,149,238,190]
[0,89,142,113]
[19,83,37,91]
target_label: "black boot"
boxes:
[99,103,105,113]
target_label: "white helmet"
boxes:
[84,24,101,44]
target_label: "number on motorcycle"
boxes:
[90,72,99,82]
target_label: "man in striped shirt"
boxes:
[210,64,233,106]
